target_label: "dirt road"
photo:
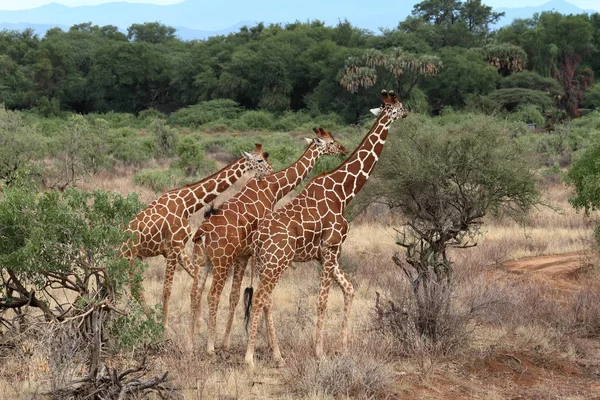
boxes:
[500,251,594,290]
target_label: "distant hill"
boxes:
[496,0,596,26]
[0,0,596,40]
[0,0,415,35]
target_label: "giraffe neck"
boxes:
[240,144,321,205]
[328,113,393,207]
[178,158,246,217]
[268,144,321,202]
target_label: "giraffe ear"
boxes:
[241,151,252,160]
[370,107,382,116]
[313,137,325,146]
[304,137,313,144]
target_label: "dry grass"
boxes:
[4,174,600,399]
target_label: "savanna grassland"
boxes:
[3,3,600,398]
[2,105,600,400]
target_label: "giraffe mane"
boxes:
[203,203,220,218]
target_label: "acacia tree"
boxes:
[362,114,538,342]
[0,178,174,395]
[498,12,596,116]
[339,47,441,102]
[0,181,144,325]
[484,43,528,76]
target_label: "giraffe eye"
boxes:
[257,159,264,163]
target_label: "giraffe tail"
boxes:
[243,254,257,333]
[243,287,253,334]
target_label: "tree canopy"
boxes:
[0,4,597,120]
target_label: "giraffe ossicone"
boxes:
[119,143,272,331]
[243,90,407,368]
[189,127,349,353]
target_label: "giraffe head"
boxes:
[370,90,408,121]
[241,143,273,178]
[304,127,350,157]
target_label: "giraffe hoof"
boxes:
[245,356,256,369]
[275,358,286,368]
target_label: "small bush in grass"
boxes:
[108,127,156,166]
[274,110,313,131]
[376,280,472,359]
[133,168,184,192]
[265,144,299,171]
[168,99,242,127]
[200,117,232,133]
[285,351,396,399]
[108,306,164,351]
[572,288,600,337]
[510,104,546,128]
[175,135,217,176]
[311,112,345,131]
[137,108,166,121]
[150,119,177,157]
[236,110,275,130]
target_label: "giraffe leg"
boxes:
[206,261,229,354]
[315,266,333,359]
[315,246,342,358]
[264,295,284,367]
[245,265,284,368]
[176,245,196,279]
[222,256,248,350]
[331,266,354,351]
[190,243,210,338]
[264,308,273,349]
[244,283,266,368]
[163,256,177,332]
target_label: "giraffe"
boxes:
[119,144,273,330]
[244,90,407,368]
[189,127,349,353]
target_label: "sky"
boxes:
[0,0,599,11]
[0,0,182,9]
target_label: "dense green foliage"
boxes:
[0,2,598,122]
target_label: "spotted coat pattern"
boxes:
[190,128,349,353]
[119,144,272,330]
[243,91,407,367]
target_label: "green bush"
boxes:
[150,119,177,157]
[36,96,62,117]
[0,107,46,182]
[175,134,217,176]
[108,307,164,351]
[273,111,313,131]
[138,108,167,121]
[265,144,300,171]
[501,71,563,96]
[108,127,156,166]
[486,88,554,112]
[583,85,600,110]
[133,168,185,192]
[235,110,275,131]
[86,112,138,128]
[168,99,242,127]
[509,104,546,128]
